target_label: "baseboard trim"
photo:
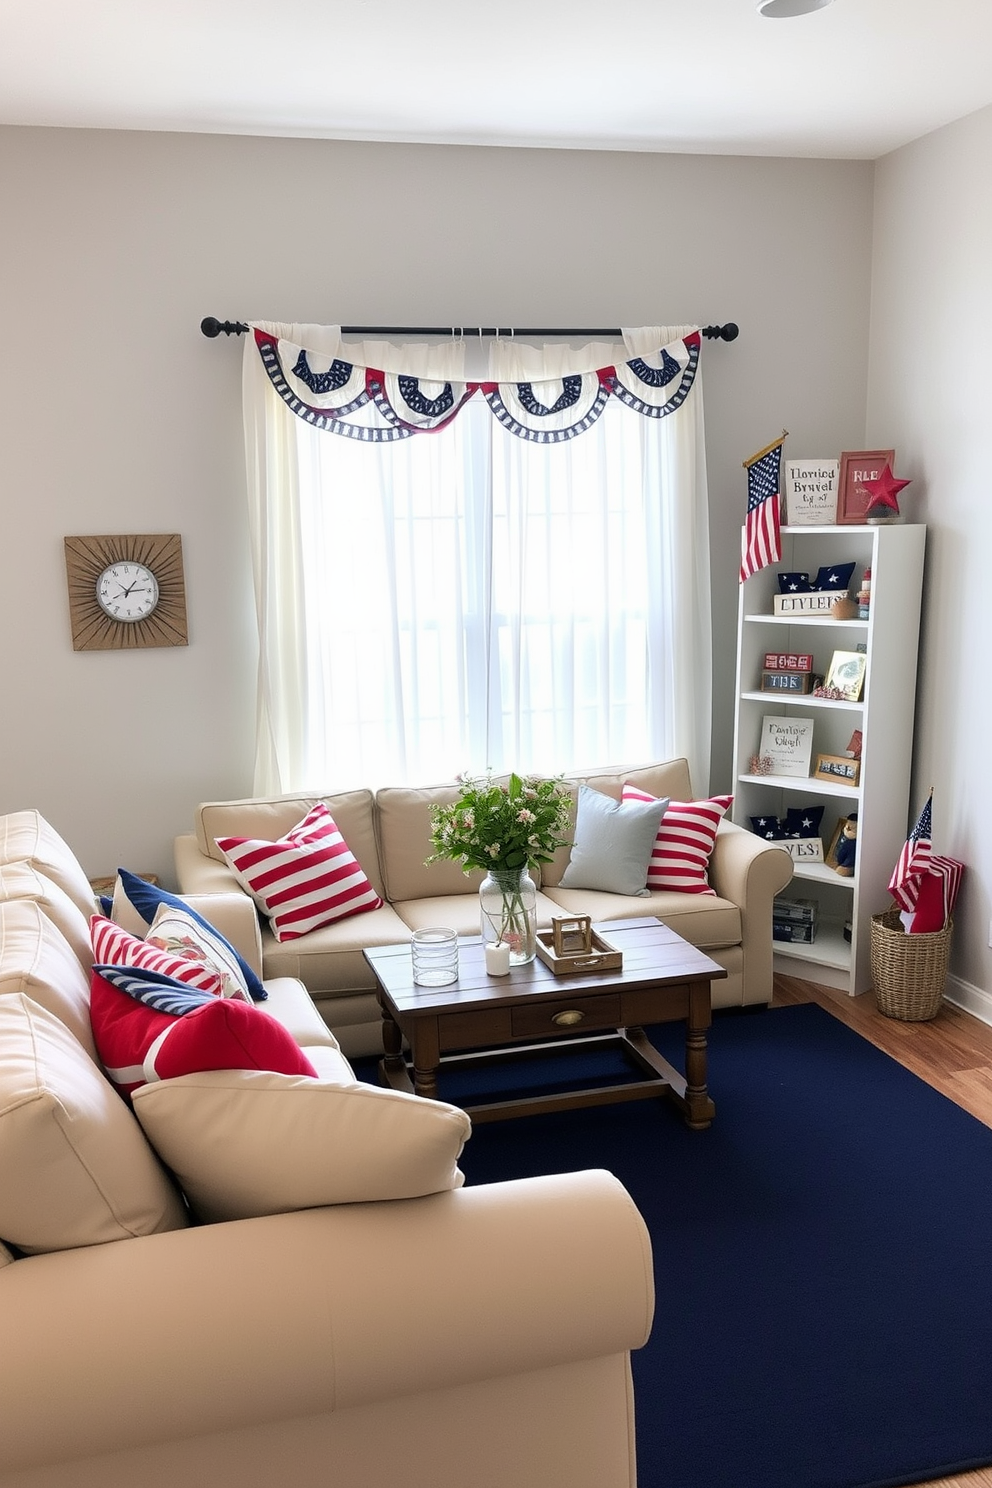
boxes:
[945,973,992,1028]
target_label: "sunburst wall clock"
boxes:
[64,534,188,651]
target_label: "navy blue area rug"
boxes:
[357,1003,992,1488]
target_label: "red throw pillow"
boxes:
[215,801,383,941]
[90,971,317,1098]
[622,785,733,895]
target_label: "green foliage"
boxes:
[427,772,573,874]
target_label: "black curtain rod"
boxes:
[200,317,739,342]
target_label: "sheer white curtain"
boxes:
[242,324,712,795]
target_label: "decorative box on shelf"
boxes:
[782,837,824,863]
[761,670,816,695]
[773,592,836,617]
[535,916,623,975]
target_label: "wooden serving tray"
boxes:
[535,928,623,975]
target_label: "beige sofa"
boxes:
[0,811,655,1488]
[175,758,794,1056]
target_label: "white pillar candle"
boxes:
[485,941,511,976]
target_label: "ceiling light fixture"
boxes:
[757,0,834,16]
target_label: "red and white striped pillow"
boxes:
[215,802,383,942]
[622,785,733,896]
[90,914,225,995]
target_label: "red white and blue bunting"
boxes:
[253,327,701,444]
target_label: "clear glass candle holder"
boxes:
[411,927,459,987]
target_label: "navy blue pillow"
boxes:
[783,804,825,838]
[750,815,785,840]
[116,868,267,1002]
[812,562,856,592]
[777,572,811,594]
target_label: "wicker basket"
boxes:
[870,909,953,1021]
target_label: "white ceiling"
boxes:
[2,0,991,161]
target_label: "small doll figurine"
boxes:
[834,815,858,876]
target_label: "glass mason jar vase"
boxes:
[479,867,538,965]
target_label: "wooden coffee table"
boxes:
[363,917,727,1128]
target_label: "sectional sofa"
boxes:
[175,758,795,1056]
[0,810,654,1488]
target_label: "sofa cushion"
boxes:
[542,886,742,950]
[0,860,93,966]
[376,783,488,903]
[89,969,318,1098]
[90,914,226,997]
[622,785,732,895]
[0,899,98,1062]
[558,786,668,896]
[242,974,342,1051]
[259,900,415,993]
[216,803,383,941]
[0,992,188,1254]
[132,1068,472,1222]
[0,810,99,920]
[195,790,382,884]
[113,869,267,1002]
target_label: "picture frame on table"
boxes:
[814,753,861,787]
[837,450,895,525]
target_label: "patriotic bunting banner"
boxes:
[252,328,701,445]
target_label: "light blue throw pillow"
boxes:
[559,786,669,896]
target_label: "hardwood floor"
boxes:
[771,973,992,1488]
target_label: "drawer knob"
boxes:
[552,1009,585,1027]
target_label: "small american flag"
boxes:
[740,436,785,583]
[888,792,933,912]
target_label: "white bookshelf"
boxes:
[732,523,926,995]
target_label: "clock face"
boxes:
[95,561,160,623]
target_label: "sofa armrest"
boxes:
[709,820,793,909]
[0,1170,653,1475]
[180,892,265,981]
[175,832,243,895]
[709,822,794,1002]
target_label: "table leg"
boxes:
[380,1006,408,1086]
[413,1061,439,1100]
[684,985,716,1130]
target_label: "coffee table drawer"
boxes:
[511,993,621,1040]
[438,1007,513,1051]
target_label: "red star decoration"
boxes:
[862,462,910,517]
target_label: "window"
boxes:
[243,326,712,793]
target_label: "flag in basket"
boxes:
[740,433,786,584]
[888,791,933,912]
[901,855,964,934]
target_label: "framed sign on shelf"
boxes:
[837,450,895,525]
[758,716,815,778]
[823,650,867,702]
[814,753,861,787]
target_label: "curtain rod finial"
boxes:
[702,322,739,342]
[200,317,249,338]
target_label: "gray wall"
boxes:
[0,125,873,881]
[868,103,992,1002]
